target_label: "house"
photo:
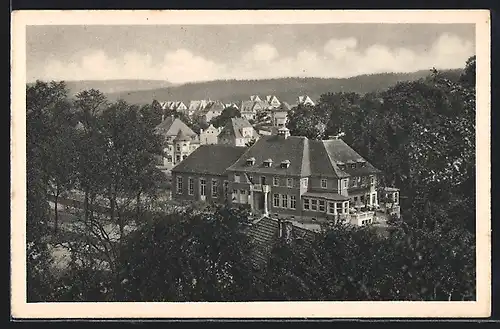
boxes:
[218,117,260,147]
[265,95,281,108]
[161,101,188,112]
[250,95,262,102]
[379,187,401,218]
[197,100,225,123]
[171,144,248,203]
[297,95,315,106]
[187,100,209,116]
[172,127,397,227]
[269,101,291,128]
[239,100,271,121]
[154,115,200,170]
[200,124,221,145]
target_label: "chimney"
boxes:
[280,220,293,243]
[277,127,290,140]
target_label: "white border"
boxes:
[11,10,491,319]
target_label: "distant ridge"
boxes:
[27,79,174,96]
[104,69,463,106]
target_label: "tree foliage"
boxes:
[210,106,241,128]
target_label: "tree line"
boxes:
[26,56,476,302]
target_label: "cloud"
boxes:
[34,33,474,83]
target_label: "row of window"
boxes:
[303,198,349,215]
[166,154,188,163]
[272,193,297,209]
[233,174,374,190]
[177,176,228,198]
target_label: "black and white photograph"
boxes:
[11,10,491,319]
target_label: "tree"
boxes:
[210,106,241,128]
[121,205,258,301]
[286,104,326,140]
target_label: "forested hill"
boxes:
[105,69,463,105]
[27,79,174,96]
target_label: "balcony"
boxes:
[250,184,270,193]
[349,211,375,226]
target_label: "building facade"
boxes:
[199,124,221,145]
[172,127,398,226]
[154,116,200,170]
[217,117,260,147]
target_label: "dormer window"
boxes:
[351,163,356,169]
[357,158,366,168]
[264,158,273,167]
[337,161,345,171]
[246,157,256,166]
[280,160,291,169]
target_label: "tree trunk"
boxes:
[84,186,90,224]
[54,188,59,233]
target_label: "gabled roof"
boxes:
[174,128,191,142]
[218,117,259,140]
[171,144,247,176]
[227,135,311,176]
[321,139,382,176]
[270,101,291,112]
[198,100,225,115]
[154,116,197,137]
[250,95,262,102]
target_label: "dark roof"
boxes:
[247,216,317,269]
[218,117,259,139]
[302,191,350,201]
[171,144,247,176]
[227,135,311,176]
[174,129,191,142]
[154,116,197,137]
[322,139,382,176]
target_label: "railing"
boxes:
[250,184,270,192]
[350,211,375,224]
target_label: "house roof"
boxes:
[154,116,197,138]
[227,135,311,176]
[226,135,380,178]
[171,144,248,176]
[321,139,382,176]
[198,100,225,115]
[174,128,191,142]
[218,117,259,140]
[247,216,317,269]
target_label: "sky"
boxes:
[26,24,475,84]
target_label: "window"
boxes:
[327,202,334,214]
[200,178,206,196]
[343,179,348,188]
[319,200,325,212]
[336,202,342,214]
[360,195,365,204]
[176,155,181,162]
[234,174,240,183]
[352,177,357,187]
[303,198,310,210]
[343,201,349,214]
[273,194,280,207]
[167,156,172,163]
[232,190,237,201]
[188,178,194,195]
[354,196,358,202]
[212,180,218,197]
[176,176,183,194]
[351,163,356,169]
[281,194,288,208]
[321,179,327,188]
[287,178,294,187]
[176,145,181,152]
[247,174,253,183]
[223,181,229,196]
[273,177,280,186]
[290,196,296,209]
[301,178,308,188]
[264,159,273,167]
[183,155,187,160]
[370,176,375,185]
[311,199,318,211]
